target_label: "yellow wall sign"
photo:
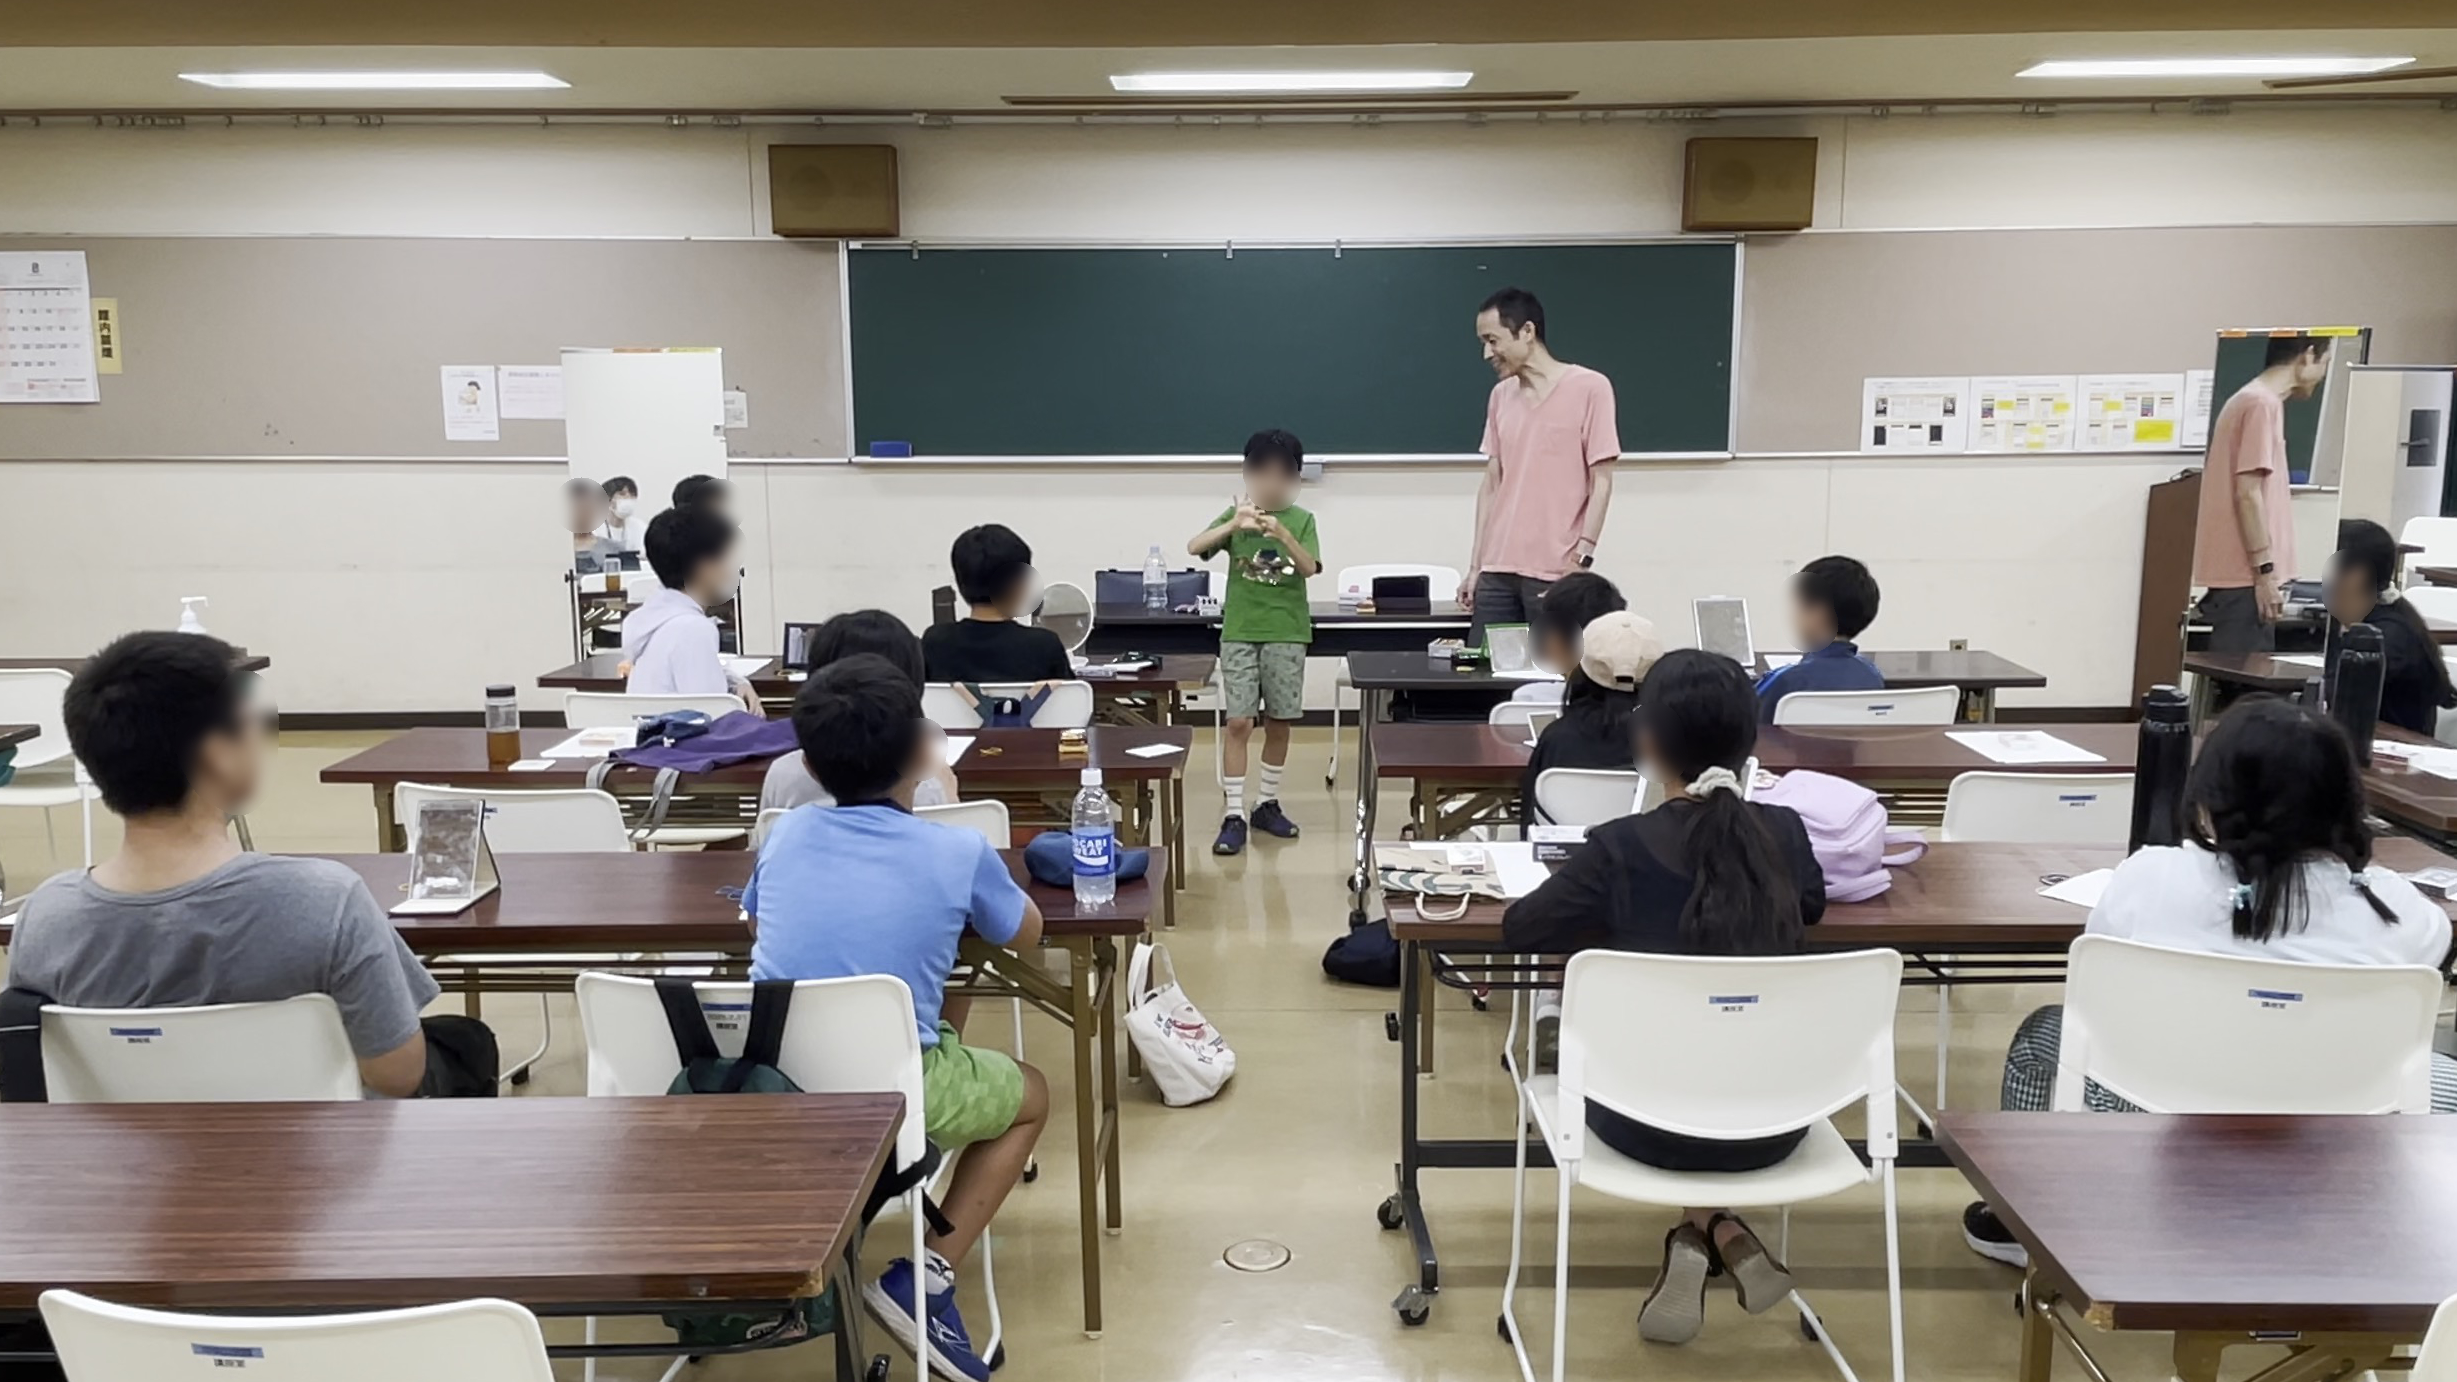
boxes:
[91,297,122,374]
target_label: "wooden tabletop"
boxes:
[2182,650,2320,692]
[1385,836,2455,945]
[0,1095,901,1311]
[1370,721,2142,786]
[1094,601,1469,629]
[319,726,1193,790]
[1345,648,2045,694]
[1940,1111,2457,1334]
[2420,565,2457,590]
[0,653,272,675]
[537,653,1218,697]
[2359,726,2457,834]
[0,724,34,750]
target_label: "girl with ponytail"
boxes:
[1502,649,1829,1346]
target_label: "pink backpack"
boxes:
[1754,770,1927,902]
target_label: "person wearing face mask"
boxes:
[622,505,761,713]
[598,475,644,552]
[921,524,1075,685]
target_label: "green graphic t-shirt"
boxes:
[1211,503,1320,645]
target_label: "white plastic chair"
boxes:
[922,681,1095,730]
[41,995,361,1103]
[1489,702,1548,731]
[396,783,628,1087]
[916,801,1033,1115]
[2057,935,2444,1114]
[1771,685,1962,726]
[1326,562,1467,785]
[1502,948,1907,1382]
[2404,586,2457,623]
[0,668,99,875]
[2415,1294,2457,1382]
[2401,517,2457,574]
[561,691,743,728]
[1940,773,2137,845]
[574,973,1003,1374]
[1531,768,1645,828]
[40,1292,556,1382]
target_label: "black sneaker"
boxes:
[1212,814,1248,856]
[1962,1201,2028,1269]
[1249,800,1301,839]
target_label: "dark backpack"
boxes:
[962,684,1053,729]
[0,986,52,1103]
[1320,917,1403,988]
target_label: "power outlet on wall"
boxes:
[1949,637,1968,651]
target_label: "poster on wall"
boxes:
[0,250,100,404]
[2180,369,2217,449]
[439,365,501,442]
[1860,377,1970,454]
[1967,376,2077,453]
[2076,374,2187,451]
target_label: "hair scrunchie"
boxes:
[1688,766,1744,799]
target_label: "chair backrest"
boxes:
[41,995,361,1103]
[562,691,742,729]
[394,782,630,853]
[1558,948,1903,1156]
[1940,772,2138,845]
[1533,768,1645,827]
[2404,585,2457,623]
[1334,563,1463,599]
[575,972,928,1164]
[2401,516,2457,571]
[1488,702,1547,729]
[752,805,790,851]
[40,1291,555,1382]
[2058,935,2444,1114]
[921,681,1094,729]
[0,668,76,771]
[1771,684,1962,726]
[916,798,1011,846]
[2415,1294,2457,1382]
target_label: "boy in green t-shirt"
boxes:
[1187,429,1321,856]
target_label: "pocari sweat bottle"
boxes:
[1072,767,1117,909]
[1142,545,1170,611]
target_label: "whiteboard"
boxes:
[563,348,727,525]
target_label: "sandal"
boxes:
[1637,1222,1713,1345]
[1707,1213,1795,1315]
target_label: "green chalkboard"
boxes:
[2208,329,2368,484]
[847,243,1735,457]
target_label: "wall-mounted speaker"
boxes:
[1682,137,1817,233]
[768,144,900,238]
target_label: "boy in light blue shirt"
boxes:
[745,654,1046,1382]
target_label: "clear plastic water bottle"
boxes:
[1072,767,1117,910]
[1142,545,1169,612]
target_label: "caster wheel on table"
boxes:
[1384,1012,1401,1042]
[1799,1312,1819,1341]
[1375,1195,1406,1231]
[1393,1285,1432,1327]
[1022,1160,1039,1183]
[864,1354,891,1382]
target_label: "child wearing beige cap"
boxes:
[1520,610,1662,829]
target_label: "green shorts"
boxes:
[921,1020,1024,1148]
[1221,640,1306,721]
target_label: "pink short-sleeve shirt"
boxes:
[2192,383,2294,589]
[1476,364,1621,582]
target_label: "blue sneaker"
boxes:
[863,1257,991,1382]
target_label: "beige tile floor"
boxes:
[0,730,2221,1382]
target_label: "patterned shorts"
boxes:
[1221,641,1307,722]
[922,1020,1025,1147]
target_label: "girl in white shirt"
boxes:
[1965,698,2457,1268]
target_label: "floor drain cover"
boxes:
[1223,1239,1292,1273]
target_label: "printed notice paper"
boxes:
[0,250,100,403]
[440,365,501,441]
[1945,731,2110,766]
[2038,869,2114,909]
[2077,374,2187,452]
[496,365,565,420]
[1967,376,2077,453]
[1861,377,1970,454]
[2181,369,2217,449]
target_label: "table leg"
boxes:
[373,786,400,852]
[1064,936,1105,1338]
[831,1252,872,1382]
[1096,936,1124,1237]
[461,966,482,1021]
[1972,687,1998,723]
[1387,937,1441,1308]
[1348,687,1387,925]
[1416,942,1437,1075]
[2017,1280,2055,1382]
[2172,1333,2227,1382]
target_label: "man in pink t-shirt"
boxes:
[2192,335,2331,654]
[1464,287,1621,644]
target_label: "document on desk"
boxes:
[722,656,768,680]
[1492,668,1565,683]
[1408,842,1551,898]
[2271,653,2327,669]
[2037,869,2114,909]
[941,735,976,767]
[541,727,634,759]
[1945,731,2109,766]
[1124,743,1186,758]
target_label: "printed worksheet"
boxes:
[0,250,100,403]
[1946,731,2110,765]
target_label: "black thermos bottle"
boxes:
[2331,623,2386,766]
[2128,685,2192,853]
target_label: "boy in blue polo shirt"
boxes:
[746,654,1048,1382]
[1756,555,1885,722]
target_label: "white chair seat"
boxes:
[635,826,750,847]
[0,781,100,809]
[1525,1077,1869,1206]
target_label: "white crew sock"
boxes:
[924,1248,956,1294]
[1258,760,1285,805]
[1223,776,1246,818]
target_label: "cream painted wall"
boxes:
[3,106,2451,713]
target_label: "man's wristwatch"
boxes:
[2256,561,2277,575]
[1577,551,1596,570]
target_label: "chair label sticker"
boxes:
[2247,988,2303,1010]
[1707,994,1760,1013]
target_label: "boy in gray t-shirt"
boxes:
[7,631,469,1099]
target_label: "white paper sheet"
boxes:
[0,250,100,404]
[2181,368,2217,449]
[509,759,554,772]
[2038,869,2114,909]
[2076,373,2187,452]
[2272,653,2327,668]
[722,388,750,430]
[1411,842,1551,898]
[1967,376,2078,453]
[1945,731,2110,766]
[439,364,500,441]
[1124,743,1186,758]
[1860,376,1971,454]
[942,735,976,767]
[496,365,565,420]
[541,726,633,760]
[1493,668,1565,682]
[722,656,768,680]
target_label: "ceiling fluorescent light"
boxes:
[2018,56,2412,79]
[177,71,570,91]
[1110,71,1473,95]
